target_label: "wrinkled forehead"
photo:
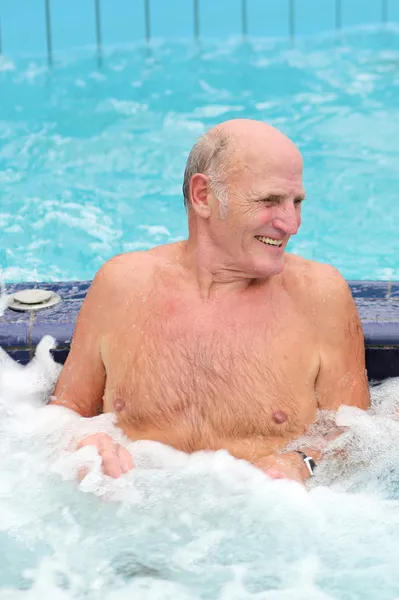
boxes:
[227,142,304,196]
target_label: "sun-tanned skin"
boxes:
[52,119,370,483]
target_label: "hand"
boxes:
[76,433,134,479]
[255,452,310,484]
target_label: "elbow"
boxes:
[49,395,94,418]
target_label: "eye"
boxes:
[260,197,279,205]
[294,197,305,205]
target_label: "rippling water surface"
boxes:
[1,26,399,281]
[1,338,399,599]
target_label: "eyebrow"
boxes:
[254,193,306,203]
[264,194,285,203]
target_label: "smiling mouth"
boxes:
[255,235,283,247]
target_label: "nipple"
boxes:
[272,410,287,425]
[114,398,125,412]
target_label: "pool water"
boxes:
[2,338,399,599]
[1,26,399,282]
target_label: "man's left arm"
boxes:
[289,271,370,479]
[314,267,370,412]
[257,268,370,483]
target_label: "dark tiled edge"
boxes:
[3,283,38,295]
[1,280,399,379]
[349,281,390,299]
[4,348,31,365]
[0,322,31,348]
[33,298,82,324]
[38,281,91,300]
[391,283,399,299]
[31,298,81,348]
[31,322,77,349]
[366,348,399,381]
[0,281,85,361]
[362,323,399,346]
[50,347,71,365]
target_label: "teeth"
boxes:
[255,236,283,247]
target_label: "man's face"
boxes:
[208,147,305,278]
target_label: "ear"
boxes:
[189,173,212,218]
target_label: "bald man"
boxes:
[52,119,370,484]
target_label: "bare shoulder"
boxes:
[91,243,181,298]
[283,253,352,307]
[282,254,358,333]
[94,251,156,288]
[69,244,179,346]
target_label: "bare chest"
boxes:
[102,291,320,451]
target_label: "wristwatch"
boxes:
[294,450,317,476]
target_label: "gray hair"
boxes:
[182,130,231,218]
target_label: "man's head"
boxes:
[183,119,305,278]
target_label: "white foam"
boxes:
[2,340,399,598]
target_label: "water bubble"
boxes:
[1,342,399,598]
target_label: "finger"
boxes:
[101,449,124,478]
[76,437,92,450]
[96,433,116,453]
[116,445,134,474]
[77,433,110,451]
[77,466,89,481]
[264,468,286,480]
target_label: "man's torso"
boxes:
[100,248,321,462]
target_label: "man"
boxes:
[52,119,370,484]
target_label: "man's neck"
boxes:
[181,234,261,301]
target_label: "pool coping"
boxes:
[1,280,399,380]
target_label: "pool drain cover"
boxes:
[7,288,61,312]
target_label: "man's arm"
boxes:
[292,268,370,475]
[51,257,135,477]
[314,266,370,411]
[51,260,116,416]
[257,266,370,484]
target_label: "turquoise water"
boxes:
[2,340,399,599]
[1,26,399,282]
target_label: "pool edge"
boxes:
[1,279,398,380]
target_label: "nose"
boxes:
[272,201,301,236]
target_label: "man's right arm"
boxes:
[51,261,114,417]
[51,257,137,478]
